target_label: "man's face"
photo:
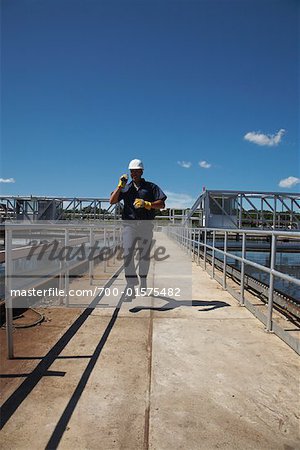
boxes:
[130,169,143,182]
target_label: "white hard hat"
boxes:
[128,159,144,170]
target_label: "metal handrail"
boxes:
[167,224,300,238]
[187,239,300,286]
[5,223,123,358]
[166,226,300,333]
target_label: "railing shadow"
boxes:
[45,294,124,450]
[11,355,93,360]
[0,266,124,431]
[0,291,229,445]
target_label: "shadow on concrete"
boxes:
[129,295,230,313]
[12,355,93,360]
[0,266,124,434]
[0,370,66,378]
[45,294,124,450]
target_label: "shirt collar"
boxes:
[129,178,146,189]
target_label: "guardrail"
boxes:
[4,222,123,358]
[166,226,300,353]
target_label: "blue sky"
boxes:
[1,0,299,207]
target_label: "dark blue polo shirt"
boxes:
[118,178,167,220]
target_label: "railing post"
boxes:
[59,260,64,305]
[89,227,94,284]
[240,233,246,305]
[197,230,201,265]
[192,229,195,260]
[186,227,189,253]
[64,228,69,307]
[185,228,187,251]
[103,228,107,272]
[113,226,116,265]
[223,231,228,288]
[266,234,276,332]
[212,231,216,278]
[106,230,110,267]
[5,228,14,359]
[204,229,207,270]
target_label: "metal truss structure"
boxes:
[0,196,187,223]
[0,196,122,222]
[186,190,300,229]
[1,190,299,229]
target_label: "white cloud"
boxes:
[199,160,211,169]
[0,178,15,183]
[278,176,300,188]
[164,191,196,209]
[244,129,285,146]
[177,161,192,169]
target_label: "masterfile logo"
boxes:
[26,238,169,263]
[5,221,192,309]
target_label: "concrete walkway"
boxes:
[0,233,299,449]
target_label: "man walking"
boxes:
[110,159,167,299]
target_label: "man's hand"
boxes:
[134,198,152,210]
[118,174,128,188]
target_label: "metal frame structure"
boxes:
[186,190,300,229]
[3,191,299,358]
[1,191,300,228]
[4,219,300,356]
[5,222,123,358]
[0,196,122,221]
[0,197,186,223]
[0,195,190,223]
[166,225,300,354]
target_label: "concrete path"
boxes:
[0,233,299,449]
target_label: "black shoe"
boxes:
[140,277,147,290]
[123,286,136,302]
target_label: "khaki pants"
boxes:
[122,220,154,286]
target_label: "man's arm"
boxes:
[110,186,122,205]
[110,174,128,204]
[150,199,165,209]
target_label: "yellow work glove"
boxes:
[118,174,128,188]
[134,198,152,210]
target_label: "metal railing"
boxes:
[4,222,123,358]
[166,225,300,352]
[184,190,300,229]
[0,196,122,221]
